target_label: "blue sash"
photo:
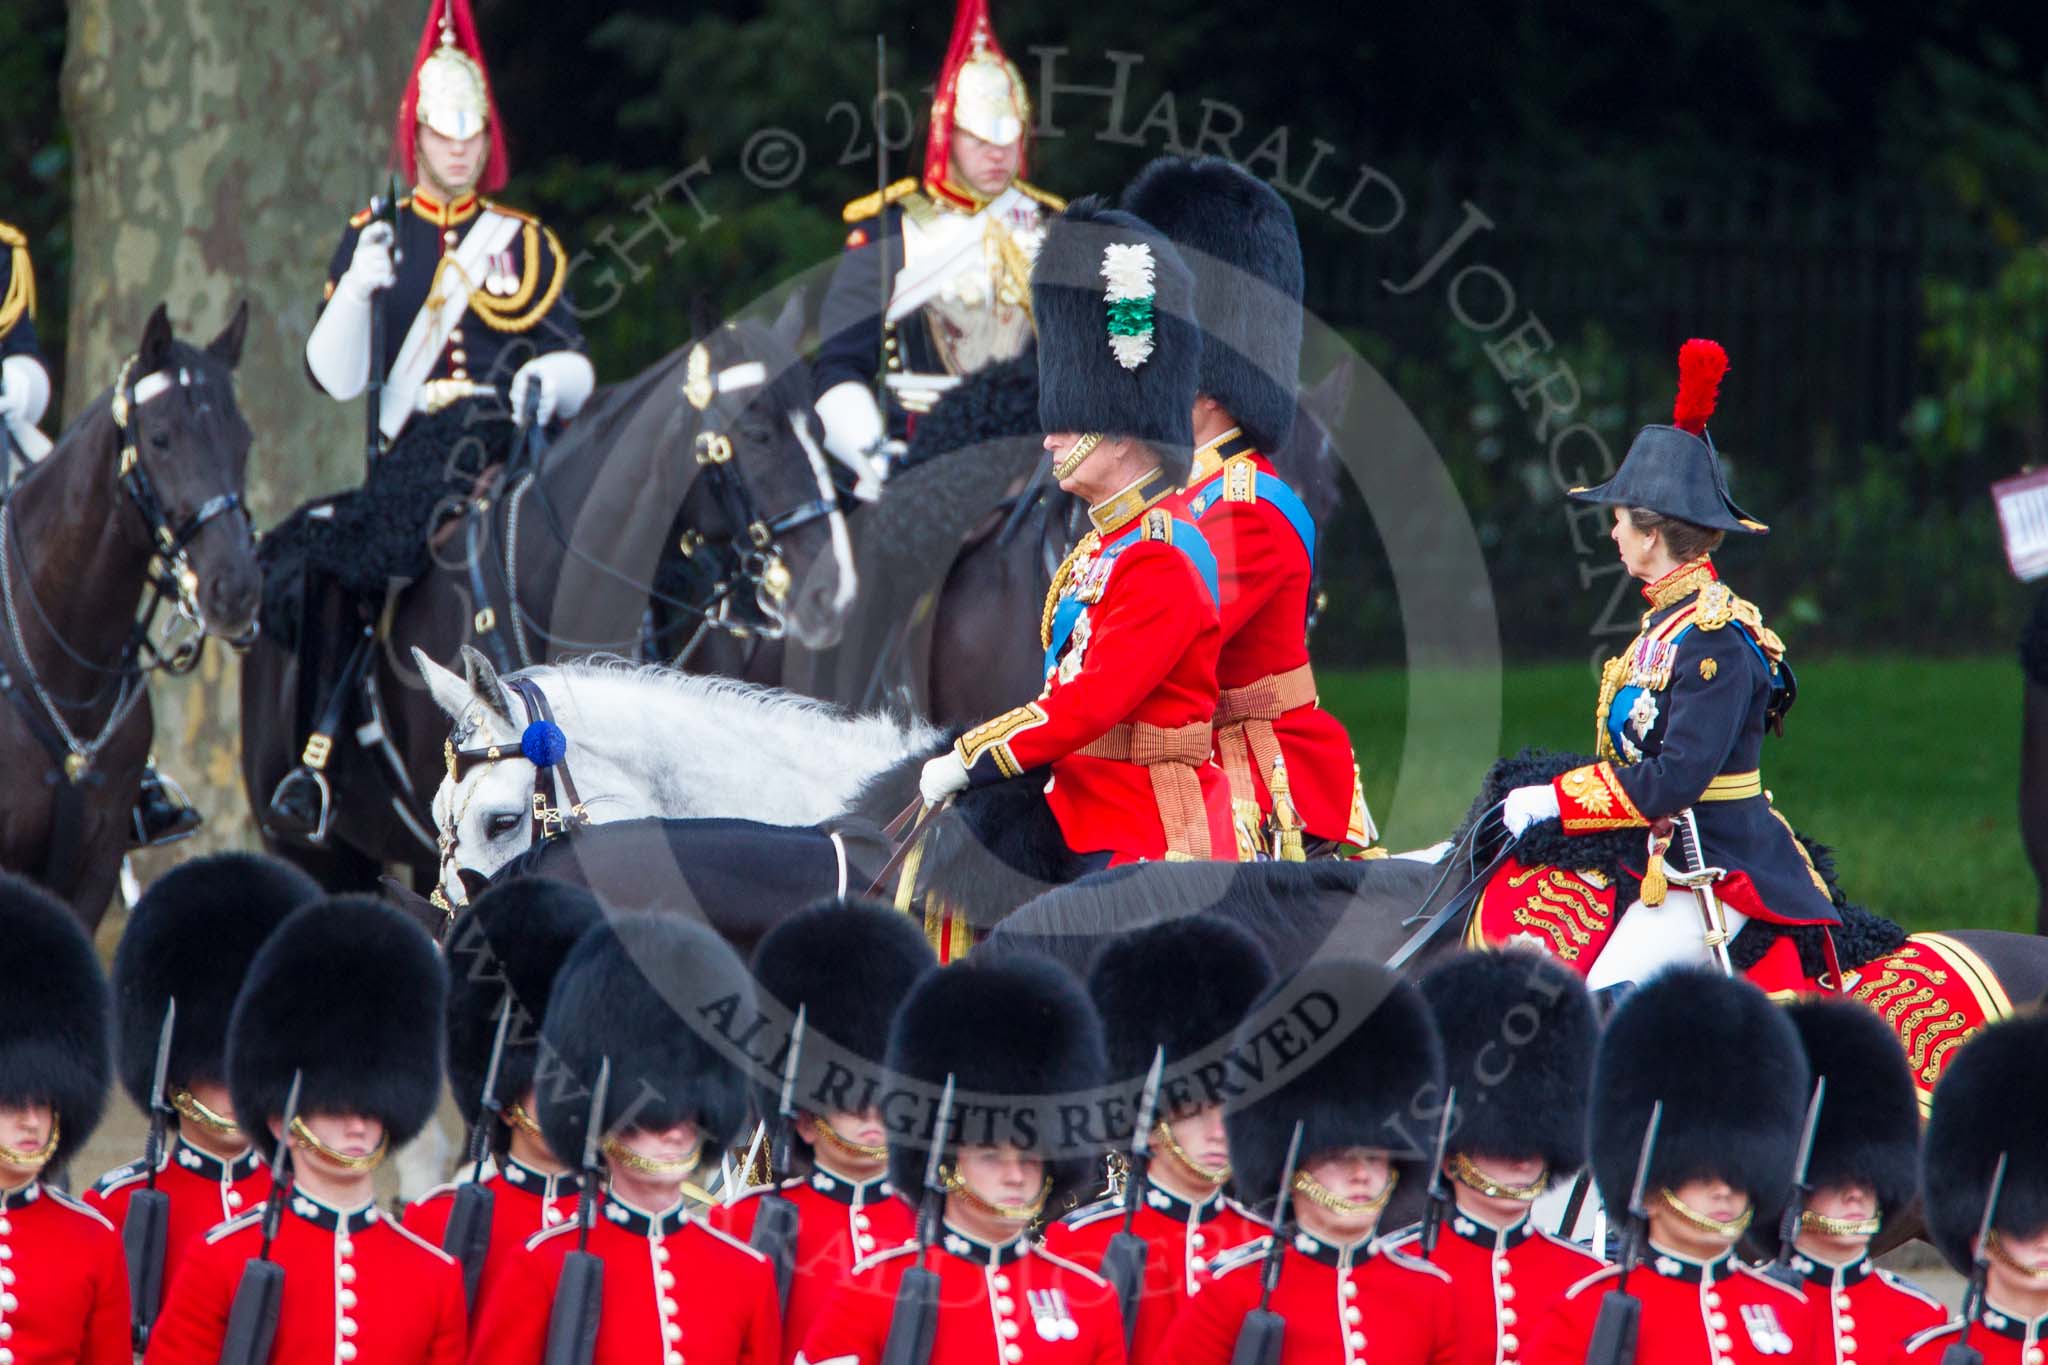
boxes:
[1605,617,1781,758]
[1043,518,1220,677]
[1186,465,1317,564]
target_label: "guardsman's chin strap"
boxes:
[1153,1119,1229,1186]
[174,1089,242,1137]
[289,1117,390,1172]
[812,1114,890,1162]
[1798,1206,1881,1238]
[1656,1186,1753,1239]
[0,1119,58,1171]
[941,1166,1051,1222]
[1450,1154,1549,1203]
[1291,1167,1396,1218]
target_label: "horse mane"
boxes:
[524,653,940,751]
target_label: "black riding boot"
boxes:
[130,760,201,847]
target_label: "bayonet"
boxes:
[1953,1151,2010,1362]
[1419,1085,1459,1256]
[126,999,178,1349]
[1102,1048,1166,1349]
[1227,1120,1305,1365]
[444,994,516,1309]
[1767,1077,1827,1285]
[1585,1100,1662,1365]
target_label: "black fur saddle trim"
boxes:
[912,771,1095,928]
[903,350,1041,469]
[1459,748,1904,978]
[258,403,515,645]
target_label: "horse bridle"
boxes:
[435,675,590,913]
[110,354,254,657]
[667,342,836,662]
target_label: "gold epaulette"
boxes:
[1141,508,1174,543]
[1691,581,1786,662]
[480,198,539,225]
[1222,457,1258,503]
[0,222,33,331]
[347,201,378,229]
[1014,181,1067,212]
[843,177,922,224]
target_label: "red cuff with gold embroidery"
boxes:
[1552,761,1648,833]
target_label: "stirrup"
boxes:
[130,766,203,848]
[267,762,333,845]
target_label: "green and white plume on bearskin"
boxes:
[1101,241,1157,370]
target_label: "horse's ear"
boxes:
[1304,361,1353,428]
[458,644,515,724]
[137,303,173,373]
[690,293,718,345]
[207,300,250,368]
[414,647,476,722]
[770,288,805,351]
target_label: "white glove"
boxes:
[509,351,596,427]
[919,750,970,806]
[817,379,886,470]
[1502,783,1561,837]
[338,222,397,303]
[0,355,52,463]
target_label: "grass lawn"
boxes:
[1318,656,2035,935]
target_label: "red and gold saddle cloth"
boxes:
[1846,933,2012,1116]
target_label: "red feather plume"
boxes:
[1671,338,1728,434]
[392,0,509,195]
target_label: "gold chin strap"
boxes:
[603,1135,704,1178]
[1799,1207,1881,1239]
[502,1102,546,1140]
[0,1118,59,1171]
[1052,432,1104,481]
[173,1089,242,1137]
[942,1166,1052,1222]
[812,1115,889,1163]
[1293,1166,1397,1216]
[289,1118,390,1172]
[1987,1231,2048,1282]
[1154,1119,1230,1186]
[1657,1187,1754,1239]
[1450,1154,1549,1203]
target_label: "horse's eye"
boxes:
[485,812,523,838]
[150,430,172,450]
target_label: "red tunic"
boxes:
[1159,1228,1457,1365]
[1040,1181,1267,1365]
[955,498,1235,866]
[86,1138,271,1303]
[144,1190,466,1365]
[401,1157,582,1318]
[796,1222,1127,1365]
[1779,1252,1946,1365]
[1383,1209,1608,1365]
[1165,430,1369,847]
[0,1179,132,1365]
[1894,1305,2046,1365]
[1524,1248,1823,1365]
[713,1168,915,1365]
[468,1193,781,1365]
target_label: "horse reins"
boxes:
[0,353,250,785]
[436,675,591,914]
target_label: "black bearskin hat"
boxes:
[539,913,755,1165]
[1786,996,1920,1219]
[1033,196,1201,484]
[1589,969,1808,1219]
[0,874,112,1168]
[227,896,447,1159]
[1419,948,1596,1173]
[1923,1009,2048,1273]
[444,878,602,1154]
[749,899,933,1164]
[1087,915,1274,1133]
[1226,959,1442,1207]
[1120,155,1304,453]
[885,952,1107,1210]
[113,852,318,1115]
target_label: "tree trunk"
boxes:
[61,0,413,884]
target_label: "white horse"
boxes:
[416,646,940,896]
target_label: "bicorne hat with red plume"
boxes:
[392,0,508,195]
[1568,338,1768,534]
[923,0,1032,210]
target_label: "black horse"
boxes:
[239,303,852,892]
[0,303,257,928]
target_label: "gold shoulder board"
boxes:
[480,198,539,225]
[1141,508,1174,543]
[842,177,922,224]
[1013,181,1067,212]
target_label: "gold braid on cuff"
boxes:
[812,1115,890,1162]
[1798,1208,1881,1238]
[1154,1119,1230,1186]
[1293,1167,1397,1216]
[0,1119,58,1170]
[173,1089,242,1137]
[603,1136,704,1178]
[1052,432,1104,480]
[1658,1187,1753,1239]
[1450,1154,1549,1203]
[289,1117,390,1172]
[942,1166,1051,1222]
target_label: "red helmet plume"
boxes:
[1672,337,1728,435]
